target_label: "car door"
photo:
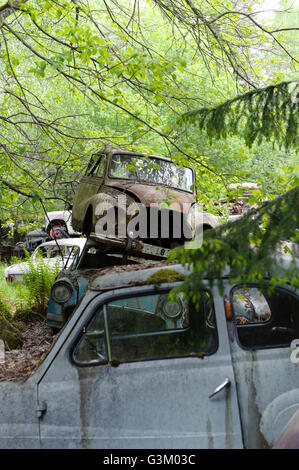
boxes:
[224,282,299,448]
[38,283,243,449]
[72,153,107,226]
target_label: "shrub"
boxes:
[0,293,13,321]
[22,253,61,315]
[0,294,23,349]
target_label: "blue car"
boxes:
[46,235,158,331]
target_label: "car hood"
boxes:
[107,181,195,213]
[5,258,62,276]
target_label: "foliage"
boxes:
[180,81,299,151]
[22,253,61,314]
[0,262,30,309]
[0,0,297,229]
[0,0,297,306]
[0,291,12,320]
[168,186,299,307]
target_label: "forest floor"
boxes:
[0,320,58,382]
[0,261,58,382]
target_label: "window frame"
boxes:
[108,153,195,194]
[86,153,107,178]
[71,285,219,367]
[230,283,299,352]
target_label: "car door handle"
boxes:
[209,378,231,399]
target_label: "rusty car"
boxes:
[71,145,219,249]
[1,253,299,449]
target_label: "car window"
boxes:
[109,154,194,192]
[86,154,105,177]
[231,285,299,349]
[73,290,218,365]
[73,313,107,364]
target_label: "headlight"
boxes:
[161,297,183,319]
[51,281,73,304]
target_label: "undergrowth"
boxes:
[0,253,60,319]
[22,253,61,314]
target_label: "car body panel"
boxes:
[106,181,194,211]
[1,262,298,449]
[39,281,244,449]
[46,236,160,330]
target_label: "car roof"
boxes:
[87,250,298,291]
[38,238,86,250]
[89,262,189,290]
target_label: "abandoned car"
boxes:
[46,233,169,331]
[71,146,219,248]
[44,210,81,239]
[4,238,86,283]
[217,182,260,222]
[1,258,299,449]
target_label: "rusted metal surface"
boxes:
[107,180,194,212]
[89,232,170,260]
[71,146,203,240]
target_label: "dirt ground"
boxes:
[0,321,57,382]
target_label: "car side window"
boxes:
[231,285,299,350]
[73,290,218,365]
[86,154,105,177]
[73,312,107,364]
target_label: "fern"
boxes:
[0,293,12,321]
[22,253,61,315]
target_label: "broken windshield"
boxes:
[109,154,194,192]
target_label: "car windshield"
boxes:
[35,245,80,259]
[110,154,194,192]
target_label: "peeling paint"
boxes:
[78,366,106,449]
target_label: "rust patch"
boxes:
[78,366,107,449]
[225,385,233,449]
[107,181,194,211]
[206,418,214,449]
[245,352,269,449]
